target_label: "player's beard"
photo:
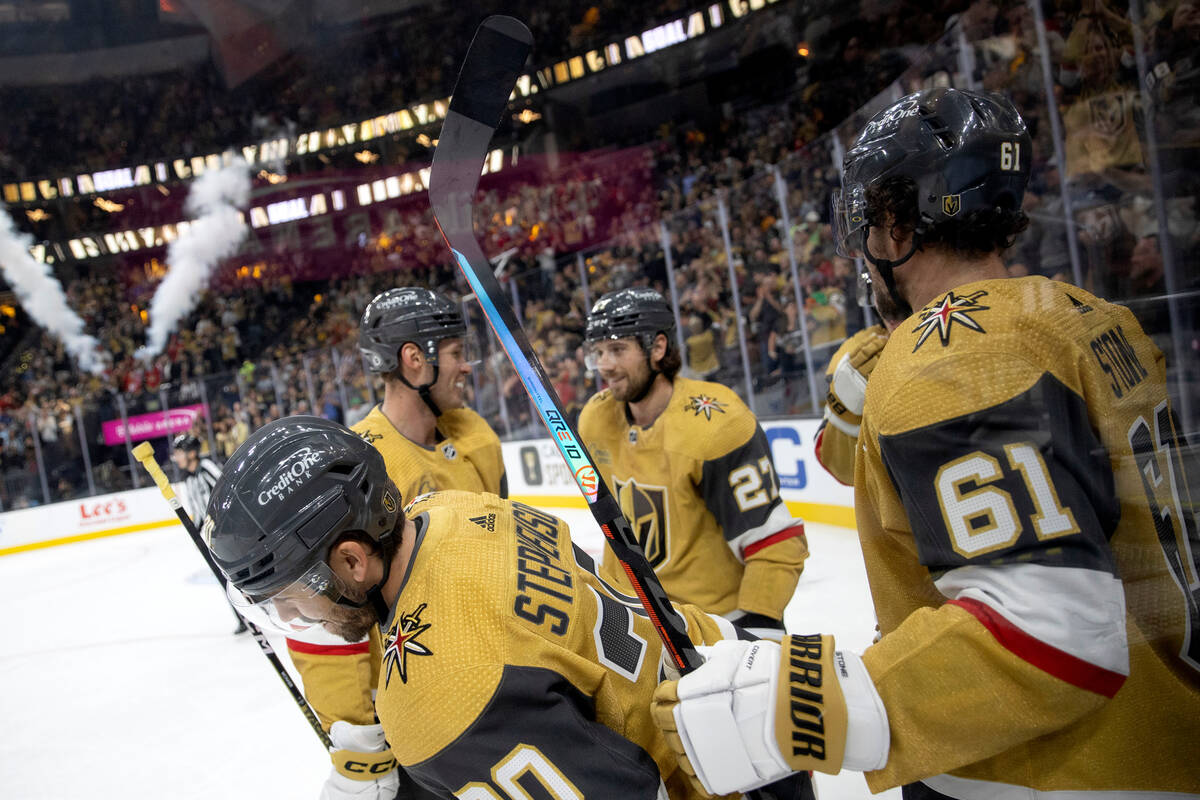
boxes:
[608,363,652,404]
[321,589,379,642]
[872,279,910,327]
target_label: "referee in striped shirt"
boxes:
[172,434,248,634]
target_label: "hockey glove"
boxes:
[724,609,786,641]
[651,635,889,797]
[824,325,888,438]
[321,721,401,800]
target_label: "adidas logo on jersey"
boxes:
[469,514,496,531]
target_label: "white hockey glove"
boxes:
[651,636,889,797]
[824,326,888,438]
[320,721,401,800]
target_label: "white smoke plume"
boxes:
[138,161,251,360]
[0,207,104,374]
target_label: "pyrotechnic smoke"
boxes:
[137,161,251,360]
[0,207,104,374]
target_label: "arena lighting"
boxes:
[94,198,125,213]
[2,0,783,205]
[37,149,504,263]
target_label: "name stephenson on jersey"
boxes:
[578,376,807,617]
[375,490,730,799]
[854,276,1199,794]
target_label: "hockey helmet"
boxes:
[584,288,676,369]
[358,287,468,374]
[205,416,401,632]
[832,87,1031,259]
[172,433,201,453]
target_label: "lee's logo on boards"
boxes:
[79,498,130,526]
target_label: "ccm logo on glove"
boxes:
[342,758,398,775]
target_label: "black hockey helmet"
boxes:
[832,87,1030,318]
[204,416,401,630]
[358,287,468,374]
[172,433,201,453]
[832,87,1030,259]
[584,287,677,355]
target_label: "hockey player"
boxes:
[171,433,222,526]
[652,87,1200,797]
[353,287,506,500]
[579,287,808,632]
[286,287,507,800]
[205,416,809,799]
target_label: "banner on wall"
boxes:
[101,404,207,446]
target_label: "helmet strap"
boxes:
[396,364,443,417]
[862,224,923,319]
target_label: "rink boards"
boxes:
[0,416,853,556]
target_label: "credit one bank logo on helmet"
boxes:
[257,447,324,505]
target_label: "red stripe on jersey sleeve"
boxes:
[286,638,371,656]
[949,597,1126,698]
[743,524,806,558]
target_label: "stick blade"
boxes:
[447,15,532,128]
[431,16,532,240]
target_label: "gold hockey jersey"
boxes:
[578,376,808,618]
[375,490,752,799]
[351,404,507,502]
[287,404,507,731]
[853,276,1200,795]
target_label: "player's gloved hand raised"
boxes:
[320,721,401,800]
[651,636,890,797]
[824,325,889,438]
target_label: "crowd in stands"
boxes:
[1,0,1197,510]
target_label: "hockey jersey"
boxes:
[853,276,1200,795]
[578,376,808,618]
[286,404,507,731]
[351,404,507,502]
[375,490,731,799]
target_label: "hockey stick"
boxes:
[428,15,700,673]
[131,441,334,750]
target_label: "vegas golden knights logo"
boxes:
[613,477,669,568]
[943,194,961,216]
